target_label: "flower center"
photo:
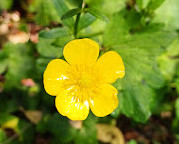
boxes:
[78,72,92,88]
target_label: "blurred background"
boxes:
[0,0,179,143]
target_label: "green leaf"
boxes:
[86,8,109,23]
[61,8,81,20]
[39,27,71,39]
[147,0,165,11]
[0,129,7,142]
[37,38,63,58]
[103,13,177,122]
[167,38,179,57]
[136,0,143,9]
[48,113,77,143]
[153,0,179,30]
[66,0,83,7]
[103,13,130,47]
[78,13,96,31]
[175,98,179,120]
[0,94,18,113]
[0,50,8,74]
[135,0,151,9]
[74,115,97,144]
[17,119,35,144]
[127,139,138,144]
[0,0,13,10]
[53,0,75,29]
[86,0,126,16]
[29,0,59,26]
[36,58,53,75]
[2,43,35,88]
[158,38,179,81]
[115,48,162,122]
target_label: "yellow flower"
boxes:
[43,38,125,120]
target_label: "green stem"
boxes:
[74,13,81,39]
[74,1,84,39]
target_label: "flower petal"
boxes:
[63,38,99,66]
[90,84,118,117]
[43,59,70,96]
[94,51,125,84]
[55,87,89,120]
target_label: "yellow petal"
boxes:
[55,87,89,120]
[94,51,125,84]
[43,59,70,96]
[63,38,99,66]
[90,84,118,117]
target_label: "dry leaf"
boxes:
[24,110,42,124]
[97,124,125,144]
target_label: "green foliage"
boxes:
[85,8,109,23]
[0,0,13,10]
[78,13,96,31]
[104,12,176,122]
[147,0,165,11]
[61,8,82,20]
[39,27,71,39]
[86,0,127,16]
[127,139,138,144]
[29,0,59,26]
[0,129,7,142]
[37,38,64,58]
[48,113,77,143]
[74,114,97,144]
[1,0,179,143]
[53,0,75,29]
[176,98,179,120]
[1,43,35,89]
[0,49,8,74]
[153,0,179,29]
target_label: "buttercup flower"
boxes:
[43,38,125,120]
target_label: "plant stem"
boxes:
[74,1,84,39]
[74,13,81,39]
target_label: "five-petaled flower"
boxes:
[43,38,125,120]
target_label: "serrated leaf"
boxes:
[103,13,177,122]
[158,38,179,81]
[61,8,81,20]
[114,48,162,122]
[147,0,165,11]
[53,0,75,29]
[103,13,130,47]
[39,27,71,39]
[86,8,109,23]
